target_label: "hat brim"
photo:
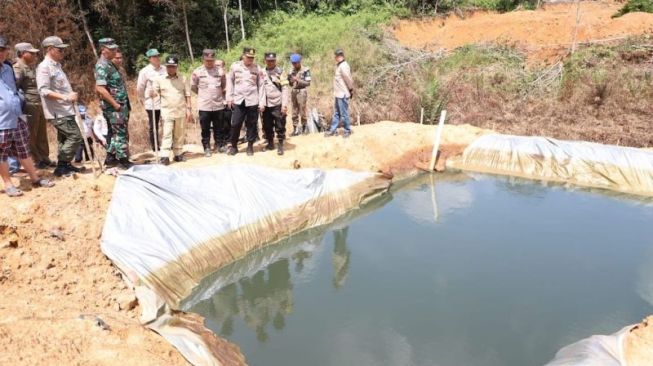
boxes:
[147,54,160,58]
[54,44,70,49]
[244,53,255,58]
[165,63,178,66]
[265,56,276,61]
[27,48,40,52]
[105,44,119,49]
[203,56,216,60]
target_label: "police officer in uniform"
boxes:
[13,42,52,168]
[259,52,289,156]
[226,47,264,156]
[288,53,311,136]
[191,49,227,157]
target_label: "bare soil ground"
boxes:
[393,1,653,65]
[0,121,485,365]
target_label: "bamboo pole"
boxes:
[428,110,446,171]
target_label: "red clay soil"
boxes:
[393,1,653,64]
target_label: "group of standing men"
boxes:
[0,33,356,195]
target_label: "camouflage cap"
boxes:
[145,48,160,58]
[264,52,276,61]
[42,36,69,49]
[202,49,216,60]
[98,38,119,49]
[243,47,256,58]
[165,54,179,66]
[0,36,8,49]
[15,42,39,53]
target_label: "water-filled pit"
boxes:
[183,172,653,366]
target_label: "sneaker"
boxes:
[343,131,351,139]
[173,155,186,163]
[160,157,170,166]
[219,145,228,154]
[204,148,212,158]
[324,130,336,137]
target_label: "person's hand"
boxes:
[227,101,234,109]
[349,89,354,99]
[282,106,288,114]
[186,110,192,123]
[67,92,78,102]
[113,103,122,111]
[259,105,265,113]
[149,90,157,98]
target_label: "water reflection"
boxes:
[332,227,351,289]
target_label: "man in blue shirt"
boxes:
[0,36,53,197]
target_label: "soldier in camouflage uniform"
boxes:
[94,38,131,169]
[288,53,311,136]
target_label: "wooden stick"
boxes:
[72,104,97,175]
[429,110,447,171]
[420,107,424,124]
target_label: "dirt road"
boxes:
[393,1,653,64]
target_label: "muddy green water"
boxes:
[183,173,653,366]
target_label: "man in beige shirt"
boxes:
[259,52,289,155]
[191,49,227,157]
[226,47,264,156]
[151,55,191,165]
[325,48,354,138]
[136,49,166,152]
[13,42,52,168]
[35,36,83,176]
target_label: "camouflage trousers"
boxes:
[104,105,130,159]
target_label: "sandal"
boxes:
[32,178,55,188]
[5,186,24,197]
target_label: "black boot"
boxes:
[66,162,82,173]
[119,158,133,169]
[277,140,284,156]
[266,140,275,151]
[160,157,170,166]
[228,146,238,155]
[104,153,118,167]
[246,143,254,156]
[53,162,71,177]
[173,154,186,163]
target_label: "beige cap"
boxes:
[41,36,69,49]
[15,42,39,53]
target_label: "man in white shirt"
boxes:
[325,48,355,138]
[136,48,166,152]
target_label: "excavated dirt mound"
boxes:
[393,1,653,64]
[0,122,485,365]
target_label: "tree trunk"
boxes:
[221,0,230,51]
[238,0,246,40]
[181,0,194,63]
[77,0,97,58]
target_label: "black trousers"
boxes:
[262,105,286,142]
[199,109,231,148]
[146,109,161,151]
[230,102,258,147]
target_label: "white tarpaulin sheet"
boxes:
[545,326,631,366]
[451,134,653,196]
[100,164,389,365]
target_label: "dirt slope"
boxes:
[393,1,653,64]
[0,121,484,365]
